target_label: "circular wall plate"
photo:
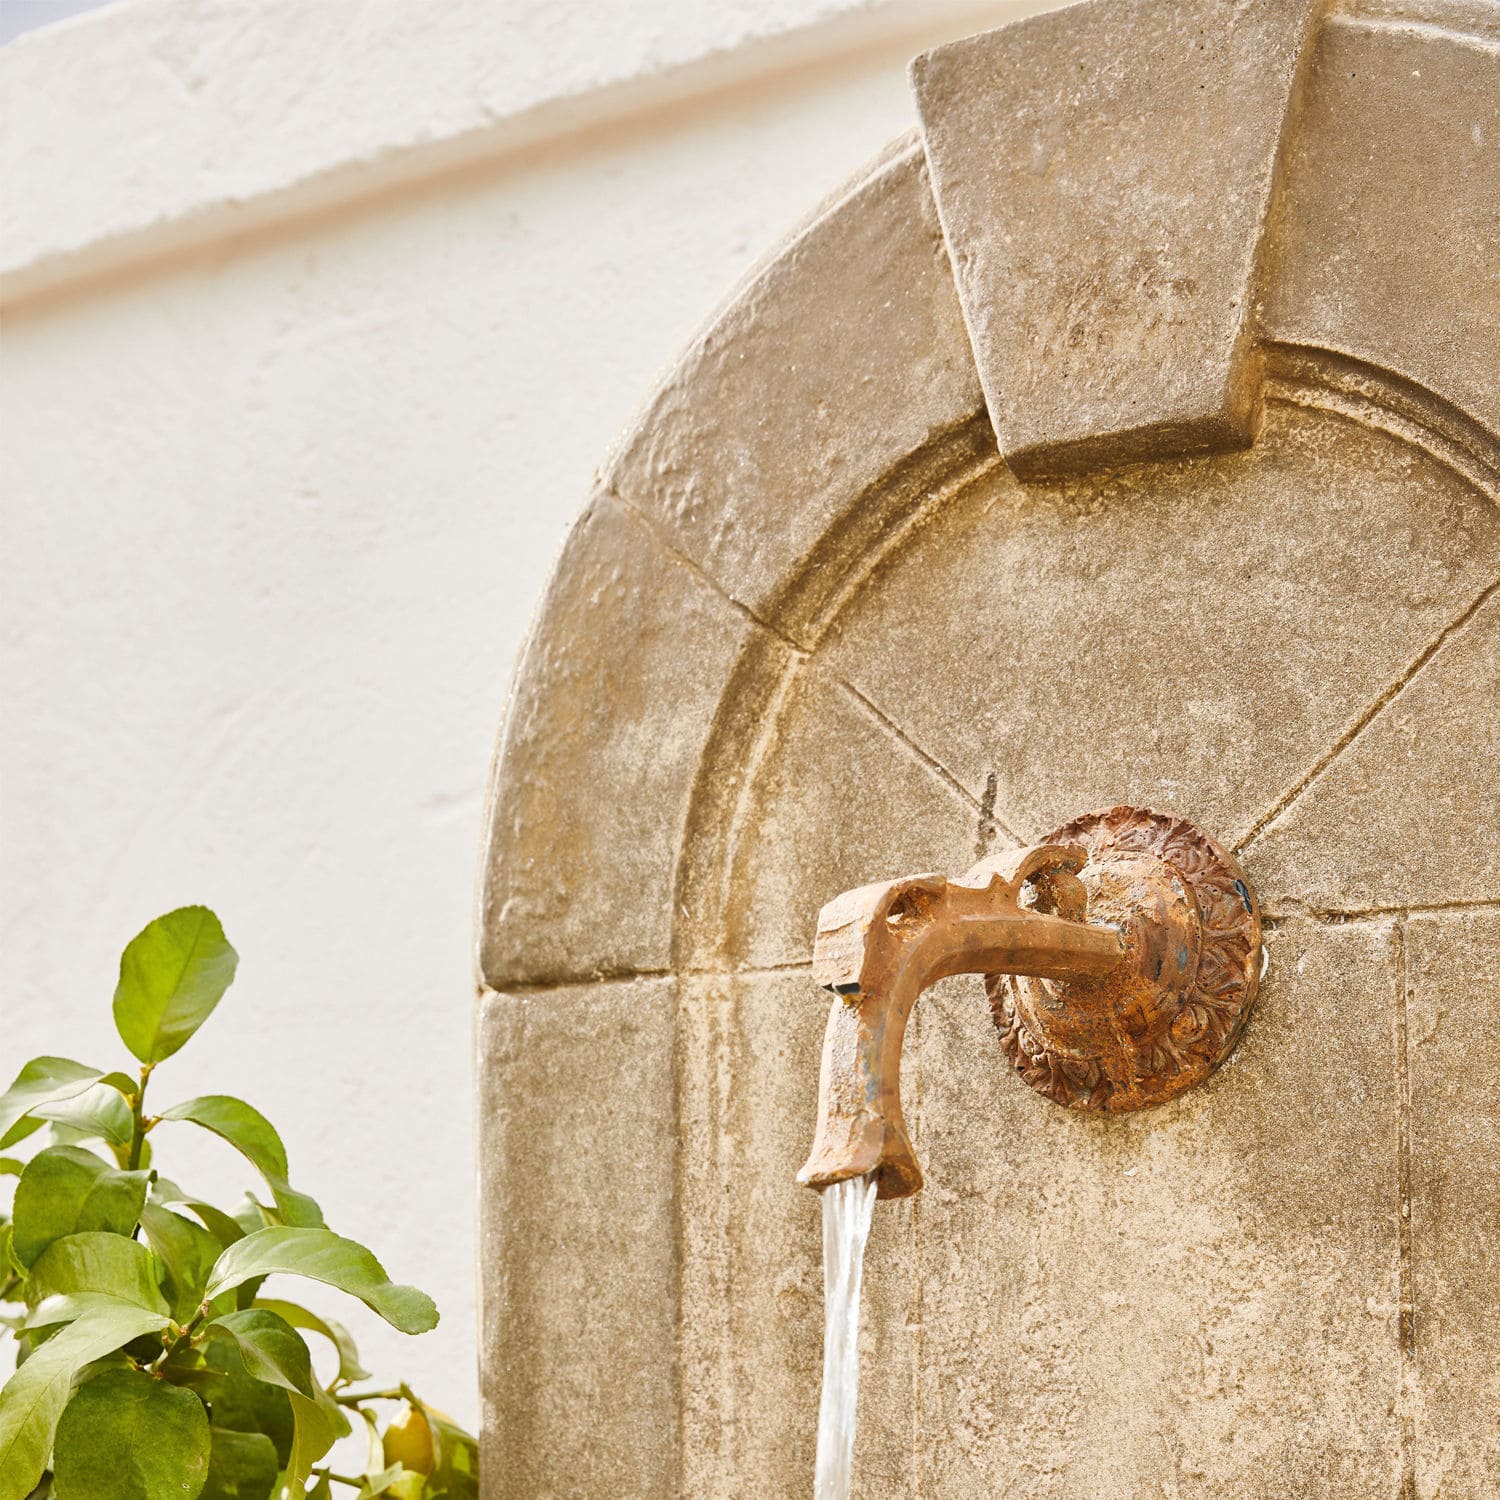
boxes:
[987,806,1262,1111]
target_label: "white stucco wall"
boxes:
[0,0,1058,1424]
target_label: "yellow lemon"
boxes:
[382,1402,436,1475]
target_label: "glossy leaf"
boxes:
[30,1080,134,1147]
[0,1157,23,1177]
[53,1367,211,1500]
[157,1098,322,1228]
[202,1308,315,1398]
[253,1298,370,1384]
[31,1081,135,1147]
[113,906,238,1063]
[201,1426,278,1500]
[0,1296,171,1500]
[205,1228,437,1335]
[11,1148,147,1266]
[26,1231,169,1315]
[140,1204,222,1321]
[0,1058,105,1146]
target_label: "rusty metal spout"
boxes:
[797,808,1263,1200]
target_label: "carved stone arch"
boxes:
[477,3,1499,1495]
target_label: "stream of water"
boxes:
[813,1171,879,1499]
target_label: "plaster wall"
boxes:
[0,0,1064,1419]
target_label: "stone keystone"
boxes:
[912,0,1323,478]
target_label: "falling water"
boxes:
[813,1171,879,1500]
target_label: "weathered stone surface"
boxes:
[820,397,1500,850]
[605,138,986,626]
[478,5,1500,1490]
[673,972,918,1498]
[1249,585,1500,915]
[911,919,1404,1496]
[1263,12,1500,439]
[911,0,1320,477]
[1406,909,1500,1499]
[729,661,997,969]
[478,493,756,987]
[476,981,679,1498]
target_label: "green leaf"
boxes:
[283,1390,338,1499]
[113,906,239,1064]
[29,1080,134,1147]
[24,1290,159,1332]
[354,1464,404,1498]
[201,1427,278,1500]
[253,1298,369,1384]
[205,1229,437,1335]
[26,1232,168,1316]
[190,1371,293,1467]
[30,1080,134,1147]
[424,1404,479,1500]
[151,1181,247,1250]
[53,1366,210,1500]
[0,1116,45,1152]
[157,1098,322,1228]
[202,1309,315,1397]
[140,1204,222,1321]
[0,1296,172,1500]
[11,1148,148,1266]
[0,1157,23,1177]
[0,1059,105,1146]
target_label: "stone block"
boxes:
[478,493,757,987]
[1249,585,1500,915]
[910,918,1404,1495]
[606,139,986,627]
[912,0,1320,476]
[1263,12,1500,439]
[673,972,919,1498]
[728,661,997,969]
[1406,909,1500,1498]
[476,981,679,1498]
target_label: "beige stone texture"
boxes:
[478,493,758,987]
[476,981,679,1497]
[1249,585,1500,916]
[820,396,1500,853]
[726,661,998,970]
[1405,910,1500,1498]
[479,3,1500,1494]
[911,919,1404,1495]
[674,973,920,1498]
[604,138,987,629]
[1262,10,1500,439]
[911,0,1321,477]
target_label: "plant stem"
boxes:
[312,1472,365,1489]
[331,1386,404,1407]
[154,1300,210,1369]
[126,1063,154,1172]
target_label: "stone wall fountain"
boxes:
[476,1,1500,1494]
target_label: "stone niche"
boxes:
[475,1,1500,1495]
